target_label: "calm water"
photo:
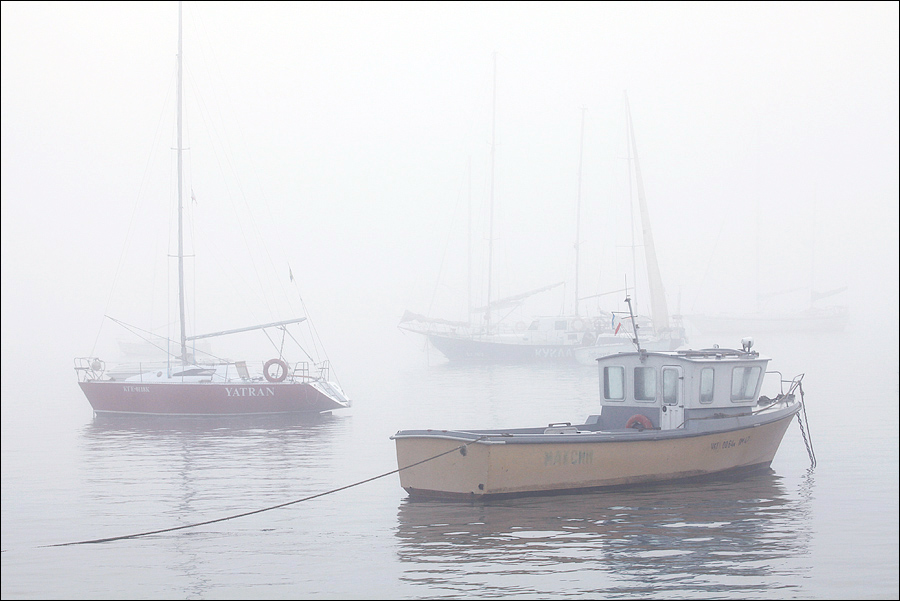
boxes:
[2,328,898,599]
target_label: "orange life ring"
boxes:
[263,358,289,383]
[625,414,653,430]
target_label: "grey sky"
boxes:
[2,1,897,371]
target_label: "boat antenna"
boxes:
[624,295,643,353]
[176,0,188,364]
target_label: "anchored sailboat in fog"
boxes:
[399,89,684,364]
[75,1,351,416]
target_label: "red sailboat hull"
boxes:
[79,380,347,416]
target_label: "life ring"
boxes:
[263,358,289,383]
[625,414,653,431]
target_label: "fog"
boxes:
[2,1,898,392]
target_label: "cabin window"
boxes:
[603,366,625,400]
[700,368,715,404]
[634,367,656,402]
[731,366,762,401]
[528,320,539,331]
[555,320,568,331]
[662,367,680,405]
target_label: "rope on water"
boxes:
[41,438,479,548]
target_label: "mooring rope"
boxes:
[41,438,479,548]
[795,381,817,468]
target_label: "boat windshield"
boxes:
[731,366,761,400]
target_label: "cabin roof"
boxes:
[595,347,769,365]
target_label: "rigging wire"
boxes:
[89,75,175,359]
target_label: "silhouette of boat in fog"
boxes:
[686,287,848,335]
[399,87,684,364]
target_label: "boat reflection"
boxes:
[395,470,813,597]
[84,410,345,436]
[78,411,352,598]
[80,411,351,501]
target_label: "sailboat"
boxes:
[399,89,684,364]
[74,2,351,416]
[573,94,686,365]
[685,287,849,335]
[398,61,599,363]
[685,175,848,336]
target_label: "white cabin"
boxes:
[590,341,770,432]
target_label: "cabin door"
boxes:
[660,366,684,430]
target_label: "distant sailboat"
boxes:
[399,69,604,363]
[75,1,351,416]
[574,93,686,365]
[401,86,684,364]
[686,179,848,336]
[686,287,848,335]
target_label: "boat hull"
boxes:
[426,334,580,363]
[426,331,685,365]
[393,409,798,499]
[79,380,349,416]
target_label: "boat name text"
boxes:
[122,385,150,393]
[534,348,574,359]
[225,386,276,397]
[544,449,593,466]
[710,435,751,451]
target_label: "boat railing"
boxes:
[74,357,106,382]
[289,360,331,381]
[291,361,310,380]
[317,359,331,381]
[758,371,805,407]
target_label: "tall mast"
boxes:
[467,156,472,326]
[574,106,586,317]
[485,52,497,332]
[625,92,669,331]
[176,1,188,362]
[625,97,638,314]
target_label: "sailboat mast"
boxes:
[574,107,586,317]
[176,1,188,362]
[625,93,670,331]
[467,157,473,326]
[485,52,497,332]
[625,99,638,314]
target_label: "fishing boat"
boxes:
[391,305,811,499]
[74,2,351,417]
